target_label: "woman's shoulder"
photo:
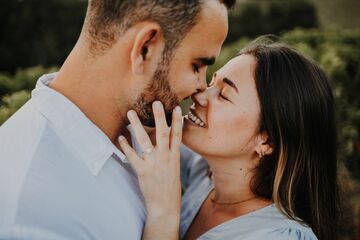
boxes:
[217,204,318,240]
[236,226,317,240]
[238,204,317,240]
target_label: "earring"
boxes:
[259,151,264,158]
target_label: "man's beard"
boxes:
[133,59,179,127]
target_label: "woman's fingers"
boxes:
[170,106,183,153]
[118,135,143,171]
[127,110,154,154]
[153,101,170,149]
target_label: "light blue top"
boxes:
[180,145,318,240]
[0,73,146,239]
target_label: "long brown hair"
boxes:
[241,38,340,240]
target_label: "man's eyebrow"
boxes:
[223,77,239,93]
[195,57,216,66]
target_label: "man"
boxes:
[0,0,234,239]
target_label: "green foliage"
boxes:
[0,0,86,73]
[0,91,31,124]
[0,66,58,124]
[226,0,318,44]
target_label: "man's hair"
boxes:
[85,0,235,56]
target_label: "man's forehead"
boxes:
[200,0,229,28]
[172,0,228,60]
[188,1,228,47]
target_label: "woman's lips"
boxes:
[184,109,207,128]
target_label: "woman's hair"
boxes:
[240,37,340,240]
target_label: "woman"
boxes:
[118,40,340,240]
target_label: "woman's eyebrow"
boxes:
[223,77,239,93]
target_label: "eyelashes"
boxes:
[192,63,200,73]
[220,93,229,101]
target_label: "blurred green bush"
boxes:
[227,0,318,44]
[0,0,319,73]
[0,66,58,123]
[0,0,86,73]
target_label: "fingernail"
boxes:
[153,101,162,108]
[118,135,125,142]
[175,106,182,114]
[127,110,136,118]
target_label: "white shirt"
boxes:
[0,73,146,239]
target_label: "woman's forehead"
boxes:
[217,55,256,85]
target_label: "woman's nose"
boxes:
[192,88,210,107]
[192,85,220,107]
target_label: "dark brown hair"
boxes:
[85,0,235,57]
[240,38,340,240]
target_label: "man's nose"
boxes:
[196,74,208,92]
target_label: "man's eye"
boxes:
[192,63,200,73]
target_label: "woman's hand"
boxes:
[118,101,182,240]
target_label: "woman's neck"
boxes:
[209,158,255,202]
[205,155,271,208]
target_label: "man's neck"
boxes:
[49,45,130,145]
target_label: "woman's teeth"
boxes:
[186,112,205,127]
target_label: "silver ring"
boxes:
[144,147,154,155]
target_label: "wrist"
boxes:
[146,209,180,226]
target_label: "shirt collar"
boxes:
[32,73,129,176]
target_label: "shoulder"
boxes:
[243,227,318,240]
[0,99,72,225]
[251,205,317,239]
[0,98,50,161]
[224,205,318,240]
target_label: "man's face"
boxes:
[134,0,229,127]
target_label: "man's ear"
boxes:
[130,23,163,75]
[255,133,273,158]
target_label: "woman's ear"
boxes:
[255,133,273,158]
[130,23,164,75]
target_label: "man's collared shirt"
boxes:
[0,73,146,239]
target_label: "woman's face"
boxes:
[182,54,262,160]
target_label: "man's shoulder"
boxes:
[0,99,70,224]
[1,99,46,139]
[0,99,54,161]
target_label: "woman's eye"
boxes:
[192,63,200,73]
[220,93,229,101]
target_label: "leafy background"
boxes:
[0,0,359,239]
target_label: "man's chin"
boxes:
[141,111,173,127]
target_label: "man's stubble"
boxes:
[133,56,179,127]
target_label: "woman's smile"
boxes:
[184,106,207,128]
